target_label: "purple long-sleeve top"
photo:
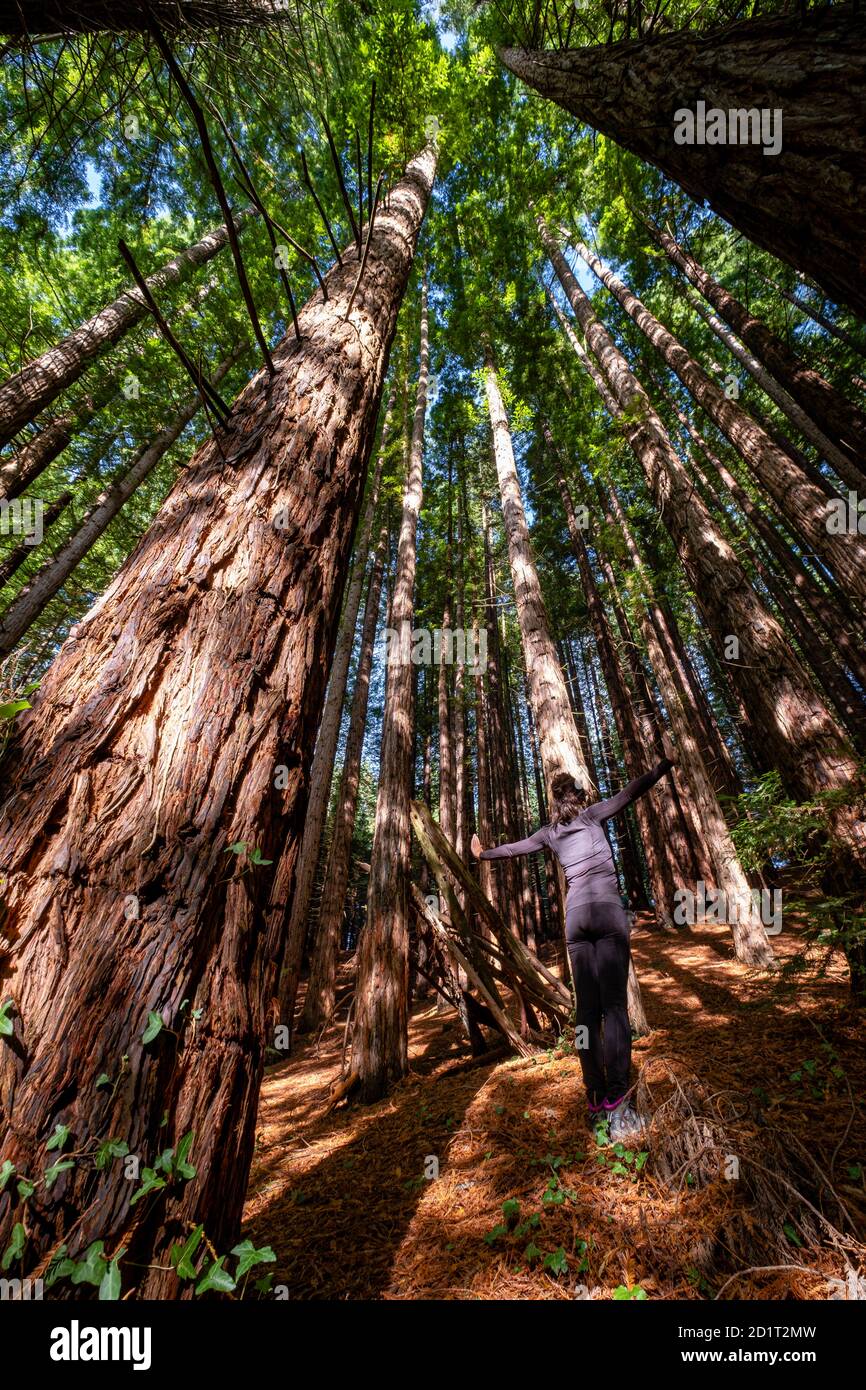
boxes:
[480,759,674,906]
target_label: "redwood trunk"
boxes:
[502,7,866,314]
[0,147,434,1292]
[350,270,431,1102]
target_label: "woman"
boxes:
[471,735,677,1142]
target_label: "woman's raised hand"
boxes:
[470,832,484,859]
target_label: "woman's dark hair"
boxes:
[550,771,589,826]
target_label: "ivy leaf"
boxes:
[95,1138,129,1170]
[171,1224,204,1280]
[129,1166,167,1206]
[226,841,246,855]
[0,1159,14,1191]
[46,1122,70,1151]
[1,1222,26,1269]
[231,1238,276,1280]
[523,1242,542,1264]
[16,1178,35,1200]
[195,1257,237,1295]
[99,1248,125,1301]
[95,1073,112,1089]
[0,1000,15,1037]
[44,1159,75,1188]
[142,1011,163,1045]
[174,1130,196,1181]
[783,1222,803,1248]
[70,1240,107,1286]
[542,1246,569,1275]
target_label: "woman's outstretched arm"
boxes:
[471,826,549,859]
[586,735,678,823]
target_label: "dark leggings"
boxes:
[565,897,632,1107]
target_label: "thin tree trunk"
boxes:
[756,272,866,356]
[650,222,866,475]
[0,376,117,501]
[278,390,395,1029]
[555,459,677,922]
[502,6,866,314]
[0,210,252,445]
[0,490,72,589]
[351,268,431,1102]
[0,349,243,657]
[301,515,388,1034]
[572,239,866,603]
[484,342,591,798]
[0,145,435,1291]
[686,290,864,492]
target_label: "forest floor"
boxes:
[243,916,866,1300]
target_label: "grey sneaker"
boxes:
[608,1101,644,1143]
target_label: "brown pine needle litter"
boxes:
[243,914,866,1300]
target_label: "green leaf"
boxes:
[99,1247,125,1301]
[0,699,31,721]
[484,1223,508,1245]
[783,1222,803,1248]
[95,1073,112,1089]
[142,1010,163,1044]
[43,1158,75,1188]
[232,1238,276,1280]
[226,841,247,855]
[16,1178,35,1200]
[171,1224,204,1280]
[254,1272,274,1295]
[174,1130,196,1180]
[95,1138,129,1170]
[523,1242,542,1264]
[632,1286,648,1300]
[501,1198,520,1222]
[129,1166,167,1206]
[612,1284,631,1300]
[195,1257,237,1295]
[0,1000,15,1037]
[46,1122,70,1151]
[249,846,273,866]
[1,1222,26,1269]
[0,1159,14,1190]
[542,1246,568,1275]
[70,1240,107,1286]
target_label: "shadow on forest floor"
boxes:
[243,917,866,1300]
